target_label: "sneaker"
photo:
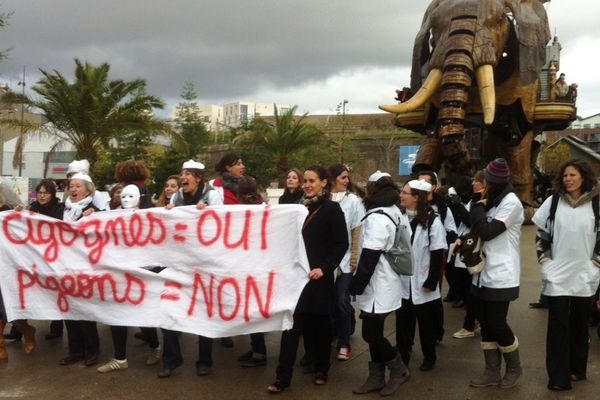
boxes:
[336,345,351,361]
[240,355,267,367]
[238,350,253,362]
[97,359,128,373]
[146,347,161,366]
[452,328,475,339]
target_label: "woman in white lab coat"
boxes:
[532,158,600,391]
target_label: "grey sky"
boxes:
[1,0,599,118]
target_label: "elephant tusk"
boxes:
[475,65,496,125]
[379,69,442,113]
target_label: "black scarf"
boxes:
[486,182,515,210]
[364,186,399,210]
[221,172,241,194]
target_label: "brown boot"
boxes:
[0,320,8,360]
[352,361,386,394]
[15,320,36,355]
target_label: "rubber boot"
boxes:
[14,320,36,355]
[470,342,501,387]
[379,354,410,397]
[0,320,8,360]
[352,361,385,394]
[499,339,522,389]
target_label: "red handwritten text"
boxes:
[17,265,146,312]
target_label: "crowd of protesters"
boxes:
[1,154,599,395]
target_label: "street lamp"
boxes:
[17,65,26,177]
[336,99,349,163]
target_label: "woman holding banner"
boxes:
[158,160,223,378]
[268,165,348,393]
[59,173,101,367]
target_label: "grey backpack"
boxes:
[362,210,413,276]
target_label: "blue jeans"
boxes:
[335,272,353,347]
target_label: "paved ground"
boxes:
[1,225,599,399]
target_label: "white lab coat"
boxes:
[356,206,410,314]
[334,192,366,273]
[532,195,600,297]
[401,214,447,305]
[472,192,523,289]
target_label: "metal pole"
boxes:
[18,65,25,176]
[341,100,348,163]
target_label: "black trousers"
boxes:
[64,320,99,357]
[473,299,514,346]
[396,297,438,366]
[250,332,266,355]
[361,313,397,363]
[454,268,476,331]
[110,326,159,360]
[546,296,592,387]
[276,313,331,386]
[161,329,213,369]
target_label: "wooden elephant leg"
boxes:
[506,130,535,222]
[413,134,443,173]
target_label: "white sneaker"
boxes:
[146,347,161,366]
[336,345,351,361]
[97,359,128,373]
[452,328,475,339]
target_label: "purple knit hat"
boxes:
[484,158,510,184]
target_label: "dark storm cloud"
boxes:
[1,1,598,116]
[0,0,420,100]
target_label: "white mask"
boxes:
[121,184,141,209]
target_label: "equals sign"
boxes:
[161,281,182,301]
[173,223,188,242]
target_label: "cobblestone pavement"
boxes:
[1,226,599,399]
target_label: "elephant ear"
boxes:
[504,0,551,85]
[410,0,443,91]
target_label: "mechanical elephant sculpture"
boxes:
[380,0,569,206]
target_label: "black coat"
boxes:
[295,197,349,315]
[279,190,303,204]
[29,198,64,220]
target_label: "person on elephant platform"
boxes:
[469,158,523,389]
[554,73,569,100]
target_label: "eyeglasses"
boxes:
[37,191,50,196]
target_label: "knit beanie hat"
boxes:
[484,158,510,184]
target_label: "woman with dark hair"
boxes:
[59,173,101,367]
[328,163,365,361]
[115,160,153,209]
[211,153,245,205]
[396,179,447,373]
[156,175,180,207]
[268,165,348,393]
[32,180,65,340]
[532,158,600,391]
[350,171,410,396]
[108,184,124,210]
[159,160,223,378]
[279,168,304,204]
[468,158,523,389]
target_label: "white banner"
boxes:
[0,204,310,338]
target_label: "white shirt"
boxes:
[532,195,600,297]
[401,214,447,305]
[454,201,472,269]
[333,192,366,273]
[356,205,410,314]
[472,192,523,289]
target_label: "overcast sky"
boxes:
[1,0,599,119]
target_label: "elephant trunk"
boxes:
[437,15,481,173]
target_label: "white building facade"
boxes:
[222,102,290,128]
